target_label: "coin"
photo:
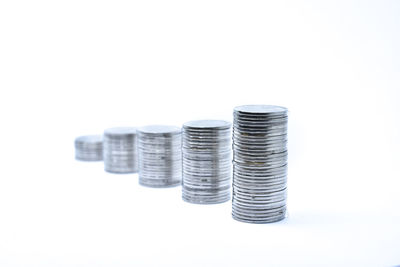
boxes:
[103,127,138,174]
[232,105,288,223]
[182,120,232,204]
[75,135,103,161]
[138,125,182,188]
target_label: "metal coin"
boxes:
[182,120,231,204]
[138,125,182,188]
[232,105,288,223]
[75,135,103,161]
[103,127,138,173]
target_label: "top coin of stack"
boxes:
[232,105,288,224]
[182,120,232,204]
[103,127,138,174]
[137,125,182,188]
[75,135,103,161]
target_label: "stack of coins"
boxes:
[75,135,103,161]
[232,105,288,223]
[138,125,182,188]
[182,120,231,204]
[103,127,138,173]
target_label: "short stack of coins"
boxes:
[232,105,288,223]
[138,125,182,188]
[75,135,103,161]
[182,120,231,204]
[103,127,138,173]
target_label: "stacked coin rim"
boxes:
[232,105,288,224]
[103,127,138,174]
[75,135,103,161]
[182,120,232,204]
[138,125,182,188]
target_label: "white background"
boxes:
[0,0,399,266]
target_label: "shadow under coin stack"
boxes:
[103,127,138,173]
[232,105,288,223]
[75,135,103,161]
[138,125,182,187]
[182,120,231,204]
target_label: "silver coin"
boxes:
[183,120,231,130]
[234,104,287,114]
[182,120,231,204]
[232,207,286,221]
[75,135,103,161]
[103,127,138,173]
[138,125,182,188]
[232,213,286,224]
[232,105,288,224]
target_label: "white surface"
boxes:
[0,0,399,266]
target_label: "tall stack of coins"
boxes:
[75,135,103,161]
[103,127,138,173]
[232,105,288,223]
[138,125,182,188]
[182,120,231,204]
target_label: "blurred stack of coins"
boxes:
[75,135,103,161]
[182,120,231,204]
[138,125,182,187]
[232,105,288,223]
[103,127,138,173]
